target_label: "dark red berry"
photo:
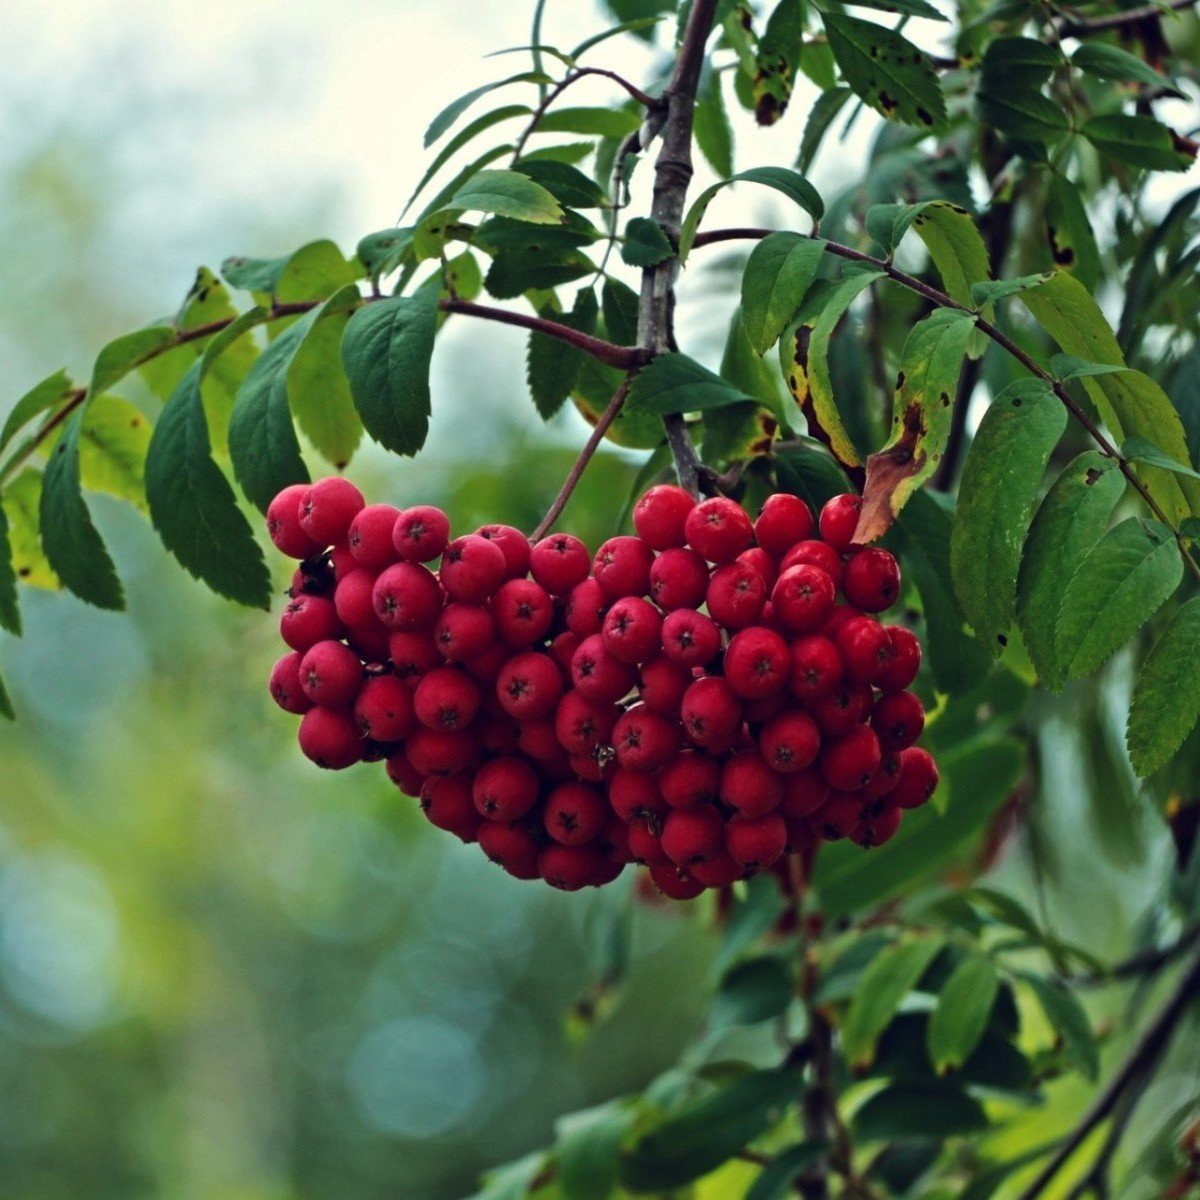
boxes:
[420,773,481,842]
[891,747,938,809]
[726,813,787,869]
[684,497,754,564]
[269,651,312,714]
[661,806,725,865]
[268,484,322,559]
[544,783,607,845]
[633,484,695,550]
[413,666,481,731]
[720,751,783,818]
[788,635,843,702]
[530,533,591,595]
[818,493,863,552]
[348,504,402,570]
[871,691,925,752]
[299,477,365,546]
[659,750,722,808]
[842,547,901,612]
[612,706,682,772]
[681,676,743,748]
[820,725,882,791]
[393,505,450,562]
[759,709,821,773]
[298,707,362,770]
[755,493,815,555]
[473,756,540,821]
[354,674,416,741]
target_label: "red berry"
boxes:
[818,493,863,552]
[744,691,789,724]
[788,636,843,702]
[385,749,425,796]
[420,773,481,842]
[388,629,440,682]
[571,634,637,703]
[346,618,391,668]
[772,565,836,634]
[565,578,607,637]
[759,709,821,773]
[609,768,667,824]
[492,578,554,646]
[661,806,725,865]
[851,805,902,847]
[835,616,889,684]
[299,640,363,708]
[612,706,682,772]
[299,477,364,546]
[373,563,441,630]
[472,756,540,821]
[662,609,722,668]
[812,791,863,840]
[862,753,902,800]
[628,823,669,865]
[354,674,416,741]
[329,544,358,583]
[478,820,541,880]
[843,547,901,612]
[650,547,709,611]
[756,493,815,555]
[691,851,746,888]
[434,603,495,662]
[530,533,591,595]
[685,497,754,564]
[495,651,564,721]
[413,666,480,731]
[780,768,830,819]
[475,523,531,579]
[871,691,924,752]
[548,631,580,674]
[593,535,654,600]
[601,596,663,664]
[393,505,450,562]
[440,534,507,602]
[348,504,402,570]
[544,783,607,845]
[659,750,721,808]
[298,707,362,769]
[724,627,790,700]
[821,604,865,640]
[891,747,938,809]
[638,655,692,715]
[280,593,344,652]
[649,863,705,899]
[707,561,768,630]
[720,751,783,818]
[269,651,312,714]
[517,718,566,764]
[810,683,873,737]
[406,728,477,776]
[681,676,743,748]
[334,569,378,629]
[780,540,843,587]
[873,626,921,692]
[554,690,617,755]
[726,813,787,869]
[267,484,322,558]
[539,844,605,890]
[737,547,779,590]
[820,725,882,791]
[634,484,696,549]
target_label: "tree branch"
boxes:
[1057,0,1196,37]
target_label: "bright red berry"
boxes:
[334,569,378,630]
[496,651,564,721]
[725,813,787,869]
[723,627,790,700]
[788,636,843,702]
[298,640,363,708]
[812,791,863,840]
[650,547,709,611]
[353,674,416,741]
[609,768,667,824]
[475,523,531,579]
[684,497,754,564]
[862,753,902,800]
[348,504,402,570]
[707,561,768,630]
[565,578,607,637]
[434,603,495,662]
[492,578,554,646]
[755,493,815,555]
[780,539,843,587]
[413,666,481,731]
[440,534,507,602]
[818,493,863,552]
[737,547,779,590]
[298,707,362,770]
[406,728,477,777]
[638,655,692,715]
[554,690,617,755]
[843,547,901,612]
[835,616,890,684]
[759,709,821,773]
[720,751,783,818]
[891,747,938,809]
[662,609,722,668]
[634,484,696,550]
[393,505,450,562]
[593,535,654,600]
[385,749,425,796]
[571,634,637,703]
[772,565,836,634]
[612,706,682,772]
[601,596,663,664]
[268,484,322,559]
[299,477,364,546]
[871,691,925,752]
[628,824,670,866]
[681,676,743,748]
[280,593,344,652]
[372,563,441,630]
[690,851,745,888]
[530,533,591,596]
[387,630,440,681]
[269,651,312,714]
[873,626,921,692]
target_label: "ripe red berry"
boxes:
[780,539,843,587]
[862,753,902,800]
[772,565,836,634]
[478,820,541,880]
[609,768,667,824]
[707,561,768,630]
[602,596,663,664]
[650,547,709,611]
[681,676,743,748]
[684,497,754,564]
[638,655,692,715]
[393,505,450,562]
[372,562,441,630]
[413,666,481,731]
[659,750,721,808]
[475,523,531,579]
[593,535,654,600]
[613,706,682,772]
[280,593,344,652]
[871,691,925,752]
[843,547,901,612]
[755,493,815,555]
[661,806,725,865]
[267,484,322,558]
[724,627,790,700]
[353,674,416,742]
[726,813,788,869]
[345,617,390,668]
[788,636,843,702]
[434,603,495,662]
[820,725,882,791]
[780,768,830,819]
[387,630,440,682]
[818,493,863,552]
[492,578,554,646]
[809,682,873,737]
[662,609,722,668]
[334,569,378,630]
[565,578,607,637]
[649,863,706,900]
[554,690,617,755]
[759,709,821,773]
[571,634,637,703]
[440,534,507,602]
[720,751,784,818]
[420,773,481,842]
[737,547,779,591]
[891,747,939,809]
[627,822,669,865]
[299,640,364,708]
[348,504,402,570]
[851,805,902,847]
[690,851,745,888]
[530,533,591,595]
[385,749,425,796]
[539,844,605,891]
[472,756,540,821]
[634,484,696,549]
[299,477,365,546]
[873,626,921,692]
[835,616,890,684]
[543,783,607,845]
[406,728,477,776]
[496,651,563,721]
[269,651,312,714]
[298,707,362,770]
[813,791,863,840]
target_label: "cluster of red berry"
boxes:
[265,477,938,897]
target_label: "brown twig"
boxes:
[1057,0,1196,37]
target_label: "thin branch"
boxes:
[529,374,636,541]
[1073,925,1200,987]
[1058,0,1196,37]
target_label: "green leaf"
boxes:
[1126,597,1200,776]
[1072,43,1177,92]
[797,87,852,174]
[1016,451,1125,689]
[778,269,882,470]
[555,1101,637,1200]
[910,203,992,312]
[1083,114,1194,172]
[341,290,440,459]
[977,37,1066,142]
[773,441,852,513]
[1022,270,1200,522]
[950,379,1066,650]
[841,937,943,1068]
[570,16,663,59]
[1045,175,1100,289]
[445,168,564,224]
[89,327,176,399]
[39,408,123,610]
[746,1143,825,1200]
[2,470,58,591]
[602,278,640,346]
[1020,972,1098,1080]
[537,105,641,138]
[619,1069,796,1190]
[711,956,794,1030]
[741,233,825,355]
[846,0,947,18]
[679,167,823,262]
[625,353,750,417]
[1123,436,1200,481]
[221,241,357,303]
[356,227,416,278]
[0,667,12,721]
[713,874,787,977]
[527,288,599,419]
[1050,353,1128,381]
[475,210,599,255]
[73,394,153,512]
[515,158,608,209]
[0,499,18,635]
[823,14,946,130]
[752,0,806,125]
[484,248,595,299]
[858,308,976,541]
[852,1082,988,1141]
[1057,518,1183,679]
[970,274,1052,306]
[145,362,272,608]
[1,370,77,454]
[621,217,674,268]
[695,67,734,178]
[928,954,999,1074]
[465,1152,549,1200]
[423,71,550,147]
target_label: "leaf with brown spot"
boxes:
[856,308,976,542]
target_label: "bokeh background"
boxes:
[1,2,1197,1197]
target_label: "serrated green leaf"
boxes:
[1083,114,1194,172]
[528,288,599,419]
[978,85,1069,143]
[745,1143,824,1200]
[89,327,176,399]
[602,278,639,346]
[852,1082,988,1141]
[145,362,272,608]
[858,307,976,541]
[475,210,599,255]
[444,167,567,228]
[341,290,439,460]
[823,13,946,130]
[1050,353,1128,380]
[537,105,641,138]
[1072,43,1178,92]
[484,248,595,299]
[980,36,1059,85]
[2,471,58,591]
[72,394,153,512]
[1057,518,1183,679]
[39,408,123,609]
[679,167,823,261]
[423,71,550,148]
[910,203,992,311]
[356,228,416,278]
[928,954,999,1073]
[0,499,18,635]
[1016,452,1125,689]
[950,379,1066,650]
[1127,597,1200,776]
[970,274,1052,305]
[846,0,947,16]
[515,158,607,209]
[625,352,750,417]
[415,146,515,228]
[741,233,825,355]
[555,1101,637,1200]
[1123,436,1200,481]
[1020,972,1098,1080]
[711,956,794,1030]
[1045,174,1100,289]
[752,0,805,125]
[841,937,943,1069]
[1,370,77,454]
[797,86,852,174]
[621,217,674,267]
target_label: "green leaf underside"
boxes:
[1016,452,1125,689]
[1020,972,1098,1080]
[89,327,176,399]
[741,233,826,356]
[528,289,598,419]
[536,105,641,138]
[1,369,76,454]
[74,394,153,512]
[1126,597,1200,775]
[625,353,751,417]
[951,379,1066,651]
[446,168,564,224]
[928,954,1000,1073]
[39,407,124,609]
[2,470,58,590]
[145,362,271,608]
[1057,518,1183,679]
